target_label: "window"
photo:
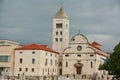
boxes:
[45,59,47,66]
[55,60,57,66]
[66,61,68,67]
[19,68,22,71]
[32,68,34,72]
[20,51,23,54]
[46,53,47,55]
[48,68,49,75]
[65,54,69,57]
[55,38,58,42]
[72,38,75,41]
[55,55,57,57]
[32,58,35,64]
[56,31,58,35]
[20,58,22,64]
[77,54,81,57]
[60,38,62,42]
[90,54,94,57]
[51,54,52,56]
[25,68,28,72]
[32,51,35,54]
[60,31,62,35]
[51,59,52,65]
[91,61,93,68]
[0,56,10,62]
[66,24,68,28]
[56,23,62,28]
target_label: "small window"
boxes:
[66,61,68,67]
[65,54,69,57]
[55,60,57,66]
[25,68,28,72]
[66,24,68,28]
[20,51,23,54]
[19,68,22,71]
[60,31,62,35]
[72,38,75,41]
[32,51,35,54]
[46,53,47,55]
[32,68,34,72]
[77,54,81,57]
[55,55,57,57]
[32,58,35,64]
[51,59,52,65]
[90,54,94,57]
[20,58,22,64]
[56,31,58,35]
[55,38,58,42]
[60,38,62,42]
[51,54,52,56]
[45,59,47,66]
[91,61,93,68]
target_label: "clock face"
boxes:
[77,45,82,51]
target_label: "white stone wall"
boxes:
[52,18,69,54]
[62,33,107,77]
[14,50,58,76]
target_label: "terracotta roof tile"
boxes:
[15,44,59,54]
[91,41,102,46]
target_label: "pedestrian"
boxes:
[66,75,70,80]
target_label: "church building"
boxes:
[52,7,109,79]
[62,32,109,79]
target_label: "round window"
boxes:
[77,45,82,51]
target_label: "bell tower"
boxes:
[52,6,69,54]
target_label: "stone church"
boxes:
[52,6,109,79]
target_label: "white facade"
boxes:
[14,44,59,77]
[62,32,108,78]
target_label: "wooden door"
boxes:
[76,67,82,74]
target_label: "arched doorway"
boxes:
[74,63,83,74]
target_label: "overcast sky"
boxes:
[0,0,120,52]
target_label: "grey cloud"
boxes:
[0,0,120,52]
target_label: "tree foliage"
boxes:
[99,42,120,78]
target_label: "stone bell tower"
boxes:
[52,6,69,54]
[52,6,69,75]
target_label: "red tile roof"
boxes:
[91,41,102,46]
[15,44,59,54]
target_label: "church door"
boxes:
[74,63,83,75]
[76,67,82,74]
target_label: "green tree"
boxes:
[99,42,120,79]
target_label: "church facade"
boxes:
[62,32,108,79]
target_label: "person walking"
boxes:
[66,75,70,80]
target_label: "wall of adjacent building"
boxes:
[0,40,19,76]
[14,49,58,77]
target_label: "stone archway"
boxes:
[74,63,83,74]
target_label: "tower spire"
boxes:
[54,6,69,19]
